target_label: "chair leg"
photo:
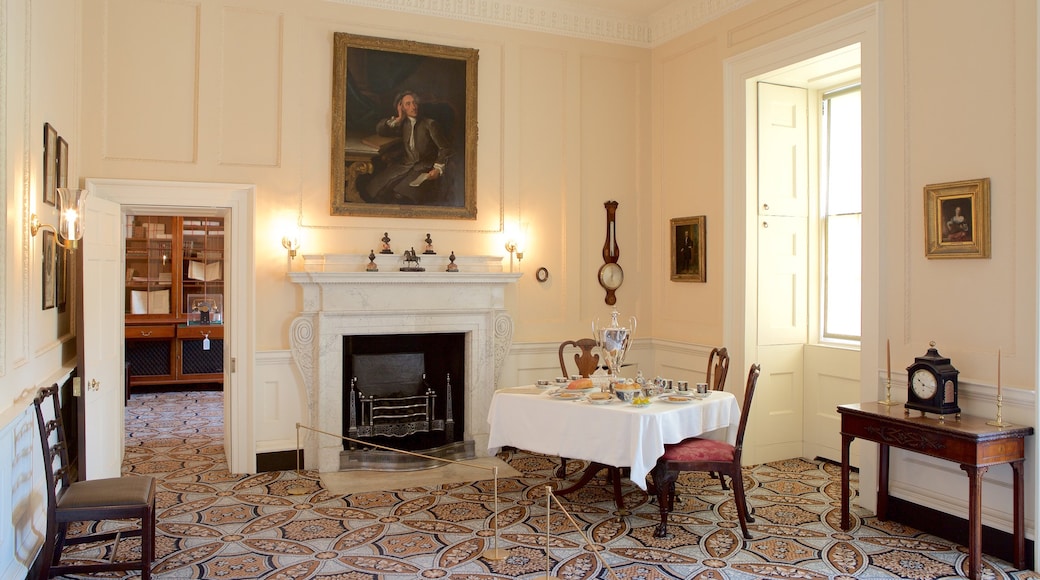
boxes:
[730,470,752,540]
[714,471,729,490]
[556,457,569,478]
[652,467,678,538]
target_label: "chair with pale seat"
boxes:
[649,363,761,539]
[33,384,157,579]
[558,338,601,378]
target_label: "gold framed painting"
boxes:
[670,216,706,282]
[331,33,478,220]
[924,178,990,259]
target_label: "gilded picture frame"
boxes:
[331,33,478,220]
[670,216,706,282]
[924,178,990,259]
[42,230,56,310]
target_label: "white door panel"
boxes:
[82,197,125,479]
[745,344,803,465]
[758,215,808,346]
[802,345,861,464]
[758,82,808,217]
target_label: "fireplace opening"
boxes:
[341,333,470,469]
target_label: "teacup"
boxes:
[614,386,641,403]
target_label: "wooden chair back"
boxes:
[706,347,731,391]
[558,338,601,377]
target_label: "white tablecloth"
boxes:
[487,388,741,490]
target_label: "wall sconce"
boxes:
[30,188,88,249]
[282,235,300,260]
[504,222,529,273]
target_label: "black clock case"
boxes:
[905,346,960,416]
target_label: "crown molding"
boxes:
[325,0,752,47]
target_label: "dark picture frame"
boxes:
[924,178,990,259]
[670,216,706,282]
[57,136,69,188]
[331,33,478,220]
[42,230,56,310]
[56,245,68,312]
[43,123,58,206]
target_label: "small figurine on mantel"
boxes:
[366,250,378,272]
[400,247,425,271]
[423,233,436,254]
[446,251,459,272]
[380,232,393,254]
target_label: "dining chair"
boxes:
[558,338,601,378]
[649,363,761,540]
[554,338,601,477]
[706,347,730,391]
[33,384,157,579]
[705,346,731,488]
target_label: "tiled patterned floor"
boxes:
[56,391,1037,579]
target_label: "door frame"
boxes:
[85,178,257,474]
[722,5,880,510]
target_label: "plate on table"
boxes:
[659,394,696,404]
[551,391,586,401]
[586,393,618,405]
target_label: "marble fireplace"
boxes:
[288,254,519,472]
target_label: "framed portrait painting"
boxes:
[42,230,56,310]
[924,178,990,259]
[57,136,69,189]
[43,123,58,206]
[331,33,478,220]
[671,216,706,282]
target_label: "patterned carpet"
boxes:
[54,390,1037,579]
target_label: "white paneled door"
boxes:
[82,196,125,479]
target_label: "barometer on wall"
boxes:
[598,201,623,305]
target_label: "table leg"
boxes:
[556,462,627,513]
[841,433,853,531]
[961,464,988,580]
[877,443,889,521]
[1011,459,1026,569]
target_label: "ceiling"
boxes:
[546,0,680,21]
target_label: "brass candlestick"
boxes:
[986,394,1010,427]
[878,378,897,406]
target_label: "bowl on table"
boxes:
[614,386,642,403]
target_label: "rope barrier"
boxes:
[290,422,509,560]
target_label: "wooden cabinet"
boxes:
[125,215,225,389]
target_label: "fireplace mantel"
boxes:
[288,255,520,472]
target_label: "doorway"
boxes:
[84,178,256,474]
[721,7,880,501]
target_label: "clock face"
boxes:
[911,369,937,399]
[598,263,624,290]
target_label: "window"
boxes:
[820,85,861,342]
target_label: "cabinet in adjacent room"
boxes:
[124,215,225,389]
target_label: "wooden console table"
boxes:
[839,402,1032,579]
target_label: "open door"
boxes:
[81,196,125,479]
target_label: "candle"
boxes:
[886,339,891,381]
[997,349,1002,398]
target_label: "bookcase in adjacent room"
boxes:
[124,215,225,389]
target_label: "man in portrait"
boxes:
[363,91,453,205]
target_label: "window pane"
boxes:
[825,91,861,216]
[824,214,861,338]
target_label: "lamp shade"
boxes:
[57,188,88,242]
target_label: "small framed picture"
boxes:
[43,123,58,206]
[670,215,706,282]
[924,178,990,259]
[56,245,68,312]
[57,136,69,188]
[42,230,56,310]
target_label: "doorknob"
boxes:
[89,379,100,391]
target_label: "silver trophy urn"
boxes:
[594,308,636,389]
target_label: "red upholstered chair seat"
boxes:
[661,438,735,463]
